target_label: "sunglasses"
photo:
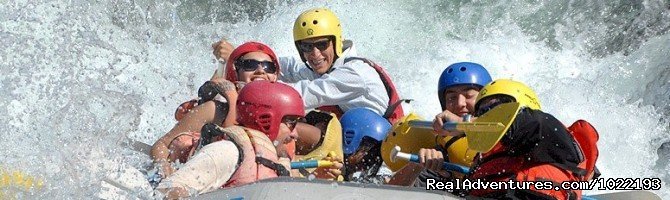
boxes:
[297,40,331,53]
[282,116,305,130]
[235,59,277,74]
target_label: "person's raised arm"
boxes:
[278,56,320,83]
[210,39,235,80]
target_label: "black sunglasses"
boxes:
[297,40,331,53]
[282,116,305,130]
[235,59,277,74]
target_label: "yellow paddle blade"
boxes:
[381,113,437,172]
[465,102,521,152]
[405,120,479,167]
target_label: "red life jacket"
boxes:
[567,120,599,181]
[317,57,406,124]
[468,120,599,200]
[220,126,290,187]
[164,125,290,188]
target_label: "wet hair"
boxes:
[343,137,383,181]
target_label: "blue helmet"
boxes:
[341,108,392,155]
[437,62,492,110]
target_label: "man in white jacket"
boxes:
[279,8,389,116]
[212,8,406,160]
[213,8,405,123]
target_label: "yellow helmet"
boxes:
[293,8,343,61]
[476,79,541,110]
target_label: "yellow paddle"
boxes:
[408,121,505,133]
[408,102,522,153]
[463,102,521,152]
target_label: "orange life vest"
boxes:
[317,57,405,124]
[468,120,599,200]
[165,125,289,188]
[220,126,289,187]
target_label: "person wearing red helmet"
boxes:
[175,41,281,124]
[151,42,282,178]
[156,81,307,198]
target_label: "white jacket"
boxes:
[279,45,390,116]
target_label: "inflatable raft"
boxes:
[196,177,459,200]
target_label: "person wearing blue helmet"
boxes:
[432,62,493,136]
[389,62,492,188]
[340,108,392,183]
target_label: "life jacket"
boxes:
[164,124,289,187]
[317,57,406,124]
[467,120,599,200]
[218,126,290,187]
[298,111,344,162]
[566,120,599,181]
[295,111,345,181]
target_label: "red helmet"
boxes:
[236,81,305,141]
[225,42,280,82]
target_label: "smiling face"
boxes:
[442,85,481,117]
[235,52,278,83]
[297,36,335,75]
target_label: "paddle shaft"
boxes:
[408,121,458,131]
[396,151,470,174]
[290,160,334,169]
[215,59,226,78]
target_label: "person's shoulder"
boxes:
[527,109,558,120]
[524,108,565,128]
[341,57,369,67]
[332,59,375,81]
